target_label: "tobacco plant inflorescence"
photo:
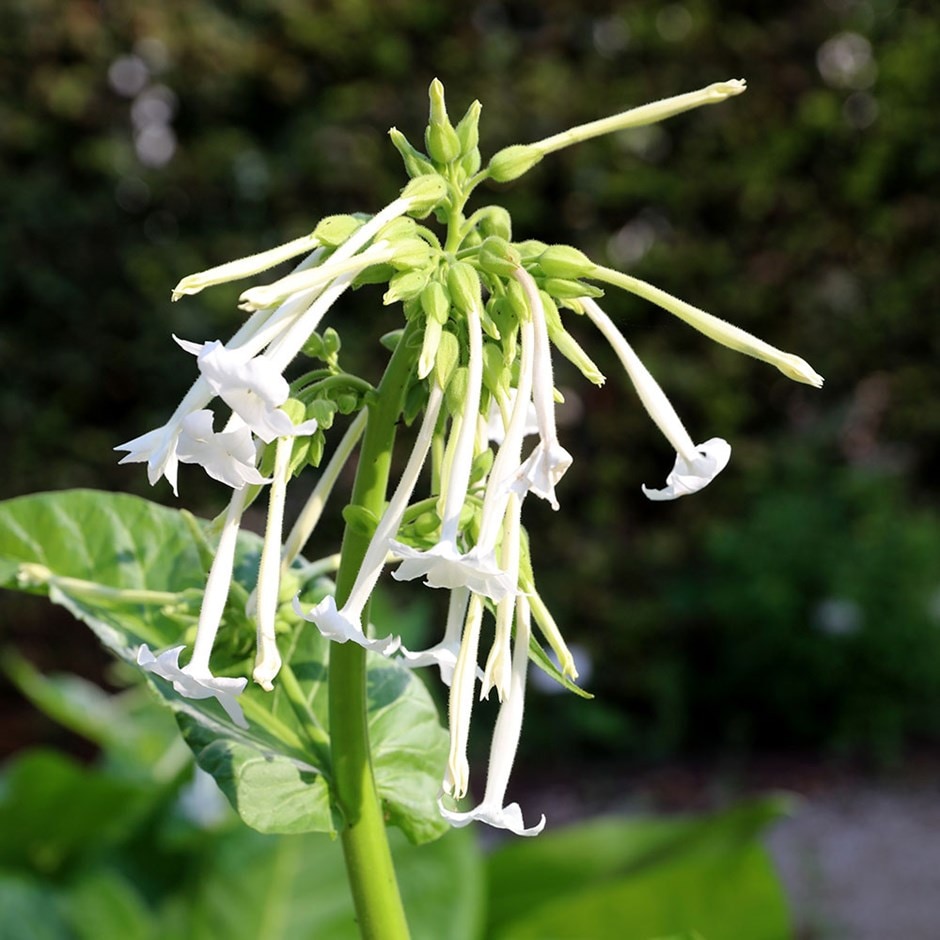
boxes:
[115,77,822,839]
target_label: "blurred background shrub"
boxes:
[2,0,938,767]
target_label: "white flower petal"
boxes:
[510,441,573,511]
[390,540,514,602]
[438,798,546,836]
[292,595,400,656]
[137,644,248,729]
[177,410,270,489]
[642,437,731,500]
[115,424,181,494]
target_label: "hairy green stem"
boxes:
[328,321,420,940]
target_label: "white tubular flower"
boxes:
[171,232,322,301]
[252,436,292,691]
[582,297,731,501]
[137,645,249,729]
[294,384,444,653]
[176,410,270,490]
[440,596,546,836]
[174,337,318,444]
[481,491,523,702]
[189,486,250,675]
[399,587,470,687]
[442,593,485,800]
[390,302,513,600]
[511,269,572,510]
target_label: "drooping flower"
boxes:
[174,337,318,443]
[581,297,731,500]
[439,596,545,836]
[176,410,270,489]
[137,644,248,729]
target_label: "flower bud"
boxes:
[447,261,482,313]
[401,174,449,218]
[537,245,596,279]
[487,144,543,182]
[516,239,548,262]
[425,79,461,165]
[540,291,605,386]
[477,206,512,242]
[455,99,482,156]
[478,236,521,278]
[388,127,436,179]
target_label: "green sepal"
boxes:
[469,448,494,486]
[487,144,543,182]
[447,261,482,314]
[540,291,606,386]
[478,236,521,278]
[421,280,451,325]
[482,342,510,396]
[434,330,460,391]
[312,214,365,248]
[352,262,395,287]
[401,174,449,218]
[542,278,605,300]
[379,329,403,351]
[306,398,337,430]
[383,269,430,305]
[388,238,434,271]
[537,244,596,279]
[444,365,469,418]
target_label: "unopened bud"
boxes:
[389,127,436,179]
[426,79,461,164]
[455,99,482,155]
[401,174,449,218]
[383,269,430,305]
[478,236,521,278]
[447,261,482,313]
[477,206,512,242]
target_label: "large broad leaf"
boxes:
[486,798,792,940]
[0,489,449,844]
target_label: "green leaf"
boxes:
[486,798,792,940]
[0,491,449,844]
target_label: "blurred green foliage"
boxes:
[2,0,939,763]
[0,658,790,939]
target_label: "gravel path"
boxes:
[768,784,940,939]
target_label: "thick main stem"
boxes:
[328,321,420,940]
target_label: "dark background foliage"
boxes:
[2,0,939,767]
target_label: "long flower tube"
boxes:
[581,297,731,500]
[252,435,293,690]
[388,303,507,597]
[294,383,444,652]
[441,593,485,799]
[510,268,572,510]
[137,485,251,727]
[440,595,545,835]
